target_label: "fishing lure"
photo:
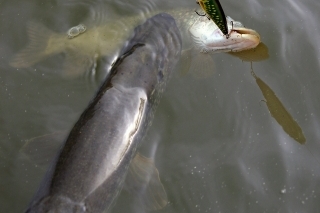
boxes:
[196,0,231,38]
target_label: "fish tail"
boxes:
[10,21,57,68]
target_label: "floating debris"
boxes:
[281,189,286,194]
[67,24,86,39]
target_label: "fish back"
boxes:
[24,13,181,213]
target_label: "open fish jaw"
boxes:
[189,16,261,53]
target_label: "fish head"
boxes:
[189,16,260,53]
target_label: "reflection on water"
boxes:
[228,42,269,62]
[1,0,320,212]
[250,64,306,144]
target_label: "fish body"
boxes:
[10,8,260,77]
[196,0,228,36]
[24,13,181,213]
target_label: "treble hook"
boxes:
[226,21,234,39]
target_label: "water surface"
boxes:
[1,0,320,212]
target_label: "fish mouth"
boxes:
[193,25,261,53]
[228,27,261,52]
[188,15,261,53]
[233,27,261,41]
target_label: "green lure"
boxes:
[196,0,229,37]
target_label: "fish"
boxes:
[177,13,260,77]
[196,0,229,37]
[251,65,306,144]
[10,8,260,78]
[23,13,181,213]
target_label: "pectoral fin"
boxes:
[179,48,215,78]
[20,131,68,167]
[189,52,215,78]
[178,48,192,76]
[125,153,168,211]
[63,49,98,78]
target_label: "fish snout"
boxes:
[228,28,261,52]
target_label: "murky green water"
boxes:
[1,0,320,212]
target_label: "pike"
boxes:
[10,8,260,78]
[24,13,181,213]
